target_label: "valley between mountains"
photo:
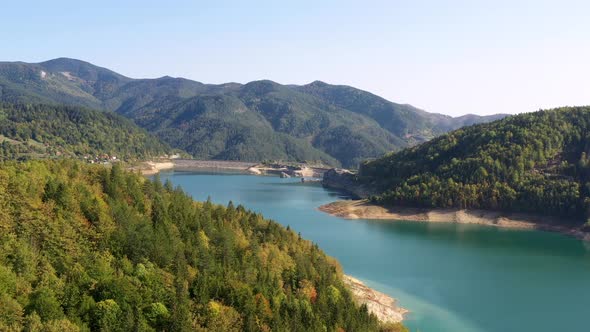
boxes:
[0,58,505,168]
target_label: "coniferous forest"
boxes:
[0,103,170,161]
[360,107,590,225]
[0,160,405,332]
[3,2,589,331]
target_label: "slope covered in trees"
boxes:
[0,58,505,167]
[130,92,340,166]
[0,103,170,161]
[0,160,404,331]
[359,107,590,225]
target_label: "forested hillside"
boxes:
[0,58,505,167]
[359,107,590,224]
[0,160,404,331]
[129,92,341,166]
[0,103,170,161]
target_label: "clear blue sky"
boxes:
[2,0,588,116]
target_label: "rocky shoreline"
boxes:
[319,199,590,241]
[246,163,327,178]
[135,159,329,178]
[343,275,408,324]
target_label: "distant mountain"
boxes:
[358,106,590,223]
[0,58,507,167]
[0,58,126,108]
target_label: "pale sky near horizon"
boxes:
[1,0,588,116]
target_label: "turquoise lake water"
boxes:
[159,171,590,332]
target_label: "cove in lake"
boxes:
[159,171,590,332]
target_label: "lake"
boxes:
[159,171,590,332]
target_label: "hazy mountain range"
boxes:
[0,58,507,167]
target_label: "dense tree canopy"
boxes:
[360,107,590,225]
[0,103,170,161]
[0,160,400,331]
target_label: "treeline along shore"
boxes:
[319,107,590,241]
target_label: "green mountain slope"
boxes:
[297,81,439,142]
[358,106,590,224]
[0,58,133,108]
[0,103,170,161]
[297,81,507,140]
[0,58,506,167]
[0,160,400,331]
[139,94,340,164]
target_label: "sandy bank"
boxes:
[132,160,256,175]
[248,165,325,178]
[319,200,590,241]
[138,159,328,178]
[138,161,174,175]
[173,159,257,171]
[343,275,408,323]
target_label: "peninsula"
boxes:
[320,107,590,241]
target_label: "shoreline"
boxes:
[132,160,256,175]
[137,161,175,175]
[343,274,408,324]
[136,164,407,323]
[174,159,257,172]
[135,159,328,178]
[319,199,590,241]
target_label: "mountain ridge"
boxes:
[0,58,508,167]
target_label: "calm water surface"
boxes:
[159,171,590,332]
